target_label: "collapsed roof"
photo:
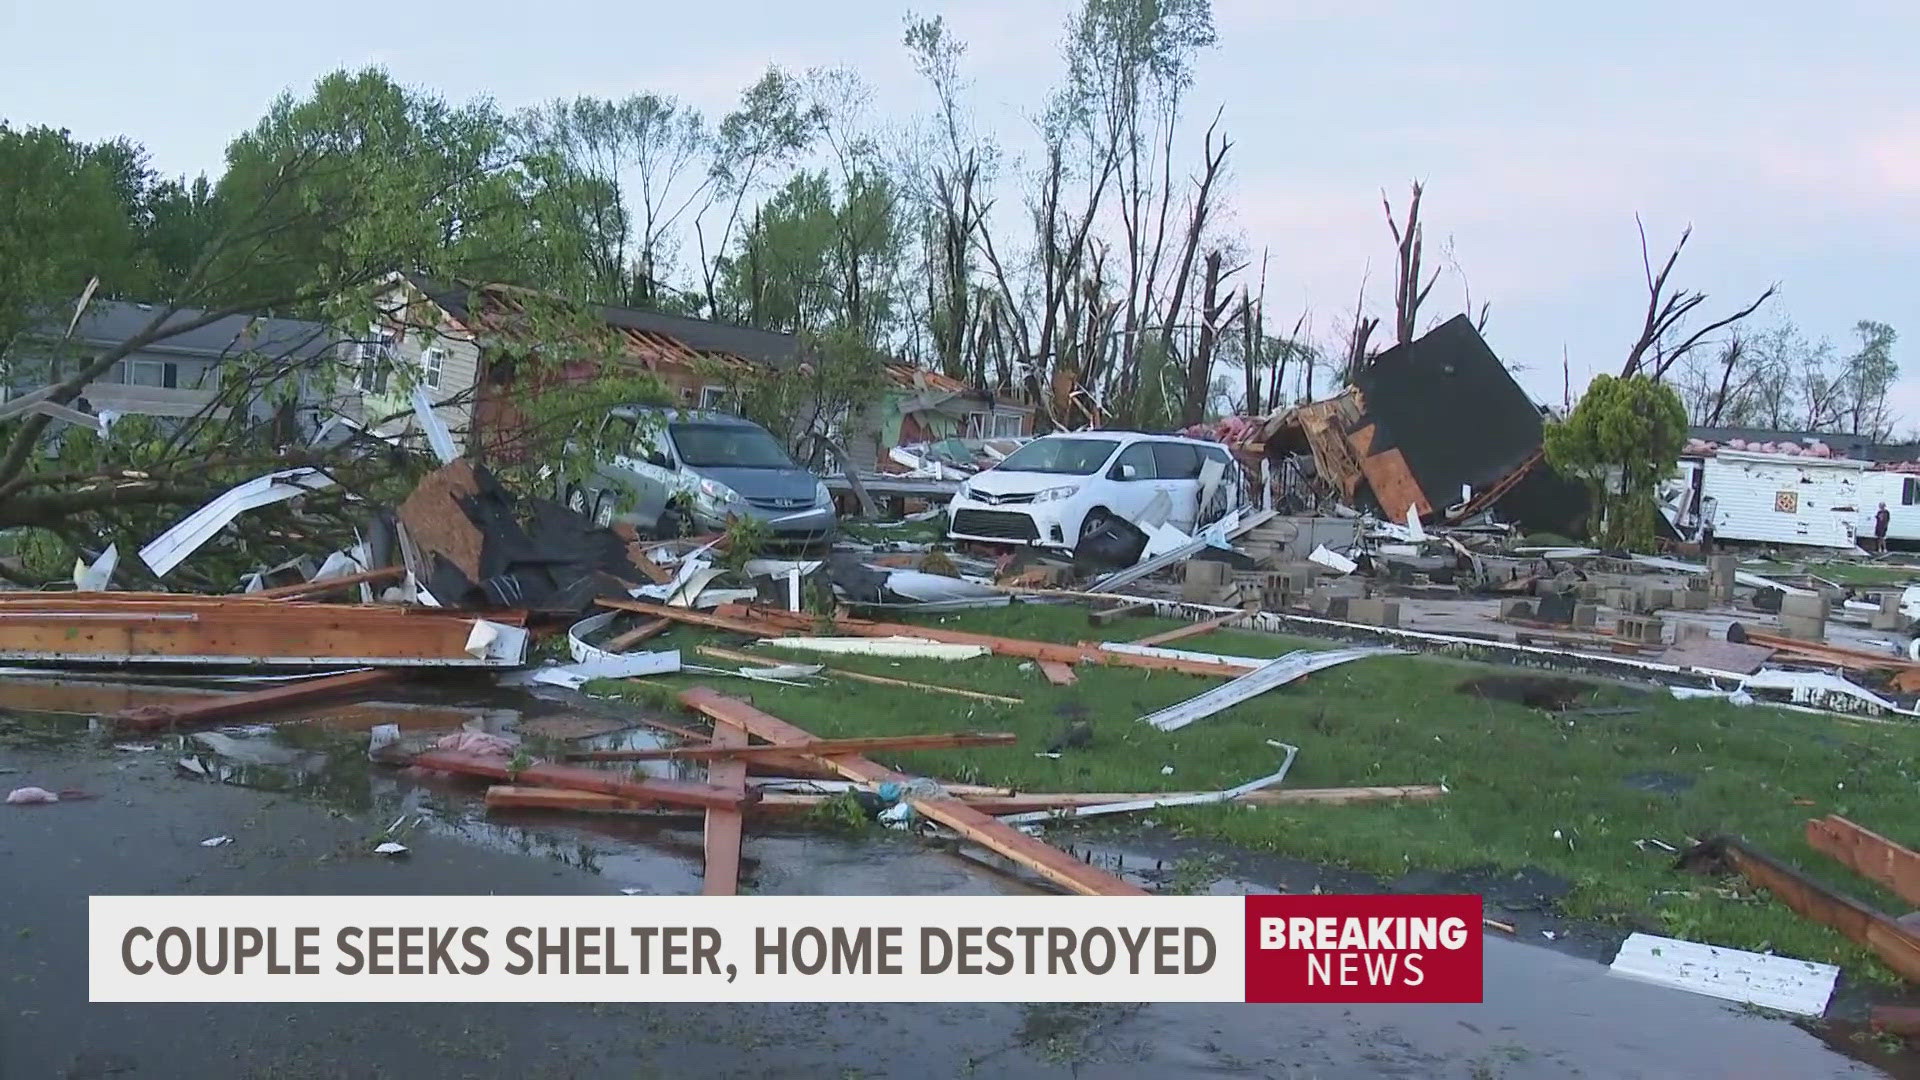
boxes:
[1260,315,1586,532]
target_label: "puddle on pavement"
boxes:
[0,673,1912,1077]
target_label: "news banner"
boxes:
[90,893,1482,1003]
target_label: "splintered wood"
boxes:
[411,750,749,813]
[678,686,1146,897]
[702,725,749,895]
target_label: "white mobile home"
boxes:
[1854,471,1920,543]
[1663,450,1868,549]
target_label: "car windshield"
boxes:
[995,438,1120,476]
[669,423,796,469]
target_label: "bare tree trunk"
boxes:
[1383,182,1436,345]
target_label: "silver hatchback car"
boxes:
[566,407,837,548]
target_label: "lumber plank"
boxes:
[1719,838,1920,984]
[703,725,748,896]
[487,786,648,811]
[712,603,1255,678]
[1037,660,1078,686]
[1129,612,1241,648]
[565,732,1017,762]
[679,687,1146,897]
[695,644,1023,704]
[1806,815,1920,908]
[596,598,777,637]
[113,669,404,732]
[607,618,673,652]
[411,750,750,812]
[251,567,404,600]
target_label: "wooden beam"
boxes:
[410,750,752,813]
[679,687,1146,897]
[1037,660,1078,686]
[484,783,1445,817]
[114,669,404,732]
[694,645,1024,705]
[712,603,1255,678]
[1806,815,1920,907]
[596,598,777,637]
[607,618,673,653]
[566,732,1018,762]
[1712,837,1920,984]
[1129,612,1241,648]
[1870,1005,1920,1037]
[250,567,404,600]
[702,724,748,895]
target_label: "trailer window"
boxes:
[1904,478,1919,506]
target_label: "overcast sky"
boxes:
[4,0,1915,425]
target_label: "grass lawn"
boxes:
[594,603,1920,981]
[1746,558,1920,588]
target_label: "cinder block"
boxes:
[1674,589,1709,611]
[1346,598,1400,627]
[1707,555,1738,602]
[1603,587,1642,613]
[1779,613,1827,642]
[1781,593,1831,620]
[1499,598,1536,621]
[1641,586,1675,610]
[1572,603,1599,629]
[1578,581,1604,600]
[1614,614,1666,645]
[1181,559,1226,604]
[1318,596,1351,620]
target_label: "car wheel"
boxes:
[591,492,618,528]
[657,502,693,540]
[1078,508,1114,542]
[566,485,590,516]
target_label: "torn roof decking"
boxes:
[1352,315,1546,515]
[1263,316,1586,531]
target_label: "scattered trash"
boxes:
[373,842,411,857]
[200,835,233,847]
[6,786,60,805]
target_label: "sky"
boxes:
[3,0,1916,427]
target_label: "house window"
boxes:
[965,411,991,438]
[679,385,697,404]
[992,412,1024,438]
[355,338,393,394]
[699,385,727,410]
[1903,478,1919,507]
[128,360,178,389]
[420,347,444,390]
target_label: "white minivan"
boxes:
[946,431,1239,549]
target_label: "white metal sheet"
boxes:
[1608,932,1837,1017]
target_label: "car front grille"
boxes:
[973,491,1035,505]
[952,509,1039,541]
[746,496,813,510]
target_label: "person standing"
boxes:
[1875,502,1891,553]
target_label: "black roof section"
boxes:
[58,300,336,361]
[406,275,801,368]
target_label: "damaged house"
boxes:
[4,299,339,436]
[1255,315,1586,533]
[338,275,800,457]
[829,365,1034,474]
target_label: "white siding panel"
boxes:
[1701,451,1868,548]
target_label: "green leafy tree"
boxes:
[0,124,145,347]
[1544,374,1687,549]
[0,69,649,584]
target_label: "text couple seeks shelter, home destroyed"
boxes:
[12,315,1920,1030]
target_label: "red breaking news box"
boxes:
[1244,894,1484,1003]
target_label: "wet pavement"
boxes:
[0,679,1908,1078]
